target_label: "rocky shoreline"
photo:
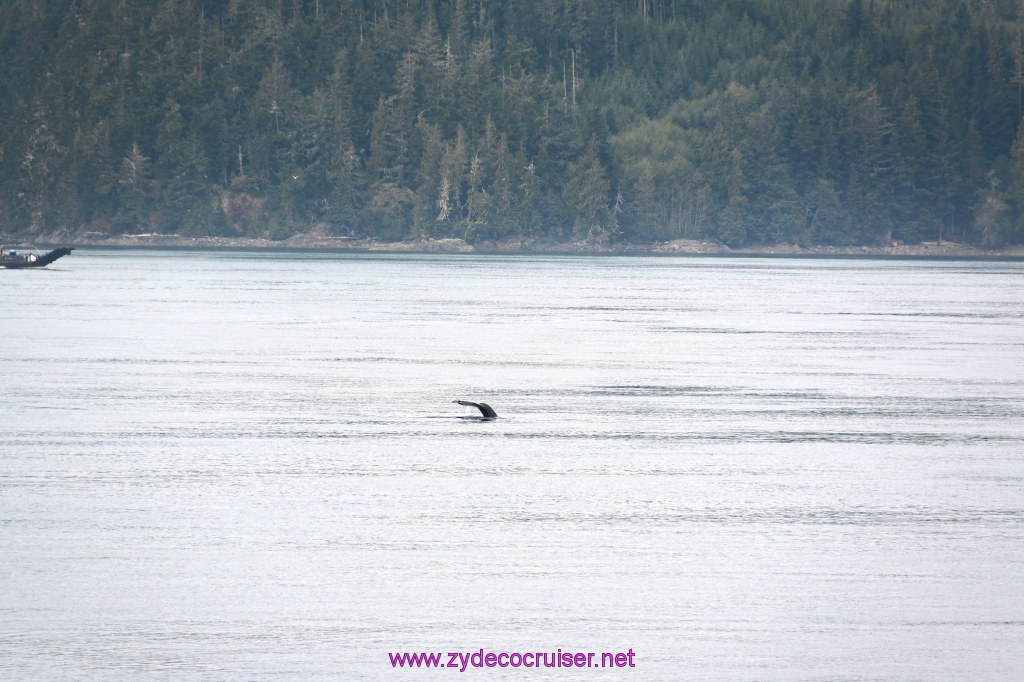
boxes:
[5,230,1024,258]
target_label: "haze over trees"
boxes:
[3,0,1024,247]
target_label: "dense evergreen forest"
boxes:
[4,0,1024,246]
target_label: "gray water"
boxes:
[2,250,1023,680]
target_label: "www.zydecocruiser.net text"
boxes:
[389,649,637,671]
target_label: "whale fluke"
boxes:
[454,400,497,419]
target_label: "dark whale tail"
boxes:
[453,400,497,419]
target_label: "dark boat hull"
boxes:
[0,247,74,268]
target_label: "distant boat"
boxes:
[0,245,74,269]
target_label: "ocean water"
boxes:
[1,249,1023,680]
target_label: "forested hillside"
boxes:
[3,0,1024,246]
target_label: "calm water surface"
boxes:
[2,250,1023,680]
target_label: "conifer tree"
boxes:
[563,135,615,241]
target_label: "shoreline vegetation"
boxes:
[7,229,1023,258]
[5,1,1024,252]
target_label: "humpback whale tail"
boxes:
[453,400,498,419]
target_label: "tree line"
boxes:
[3,0,1024,247]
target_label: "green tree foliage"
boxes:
[563,135,615,240]
[2,0,1024,246]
